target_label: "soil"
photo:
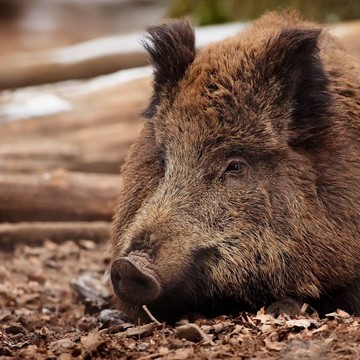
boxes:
[1,239,360,359]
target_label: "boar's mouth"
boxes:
[110,250,254,323]
[132,282,254,324]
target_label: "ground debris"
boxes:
[70,271,111,306]
[175,323,214,344]
[2,239,360,359]
[49,338,78,354]
[115,323,161,339]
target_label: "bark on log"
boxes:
[0,221,111,251]
[0,170,122,222]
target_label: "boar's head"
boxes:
[110,13,360,323]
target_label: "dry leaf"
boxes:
[116,323,158,339]
[254,313,274,324]
[325,309,351,319]
[285,319,318,330]
[50,339,78,353]
[264,340,284,351]
[260,323,274,333]
[311,324,329,334]
[81,332,104,352]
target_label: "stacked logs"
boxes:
[0,69,151,246]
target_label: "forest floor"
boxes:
[1,4,360,358]
[1,239,360,359]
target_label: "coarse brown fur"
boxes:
[110,11,360,323]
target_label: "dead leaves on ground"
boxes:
[1,240,360,359]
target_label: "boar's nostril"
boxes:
[110,257,160,304]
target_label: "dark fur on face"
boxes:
[111,11,360,323]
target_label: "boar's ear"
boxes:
[266,28,332,147]
[142,19,196,118]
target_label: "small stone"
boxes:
[175,323,214,344]
[70,272,110,309]
[98,309,126,326]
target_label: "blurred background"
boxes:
[0,0,359,244]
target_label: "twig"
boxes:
[142,305,161,325]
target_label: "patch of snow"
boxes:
[329,27,348,38]
[53,33,143,65]
[66,66,152,95]
[0,94,73,122]
[196,22,250,47]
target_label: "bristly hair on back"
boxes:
[142,19,196,118]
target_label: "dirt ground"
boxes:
[1,239,360,359]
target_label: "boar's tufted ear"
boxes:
[142,19,196,118]
[265,28,332,147]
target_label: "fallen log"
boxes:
[0,68,151,136]
[0,48,147,90]
[0,221,111,251]
[0,68,150,173]
[0,142,129,174]
[0,170,122,222]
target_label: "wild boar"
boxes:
[110,11,360,323]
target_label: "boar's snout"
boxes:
[110,256,160,304]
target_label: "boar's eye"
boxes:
[222,157,249,177]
